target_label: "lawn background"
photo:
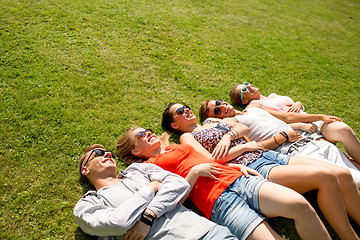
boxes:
[1,0,359,239]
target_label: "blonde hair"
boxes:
[116,127,170,165]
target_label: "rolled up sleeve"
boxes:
[138,163,190,218]
[74,186,155,237]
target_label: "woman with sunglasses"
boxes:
[162,102,360,240]
[199,99,360,183]
[116,127,332,240]
[229,82,360,165]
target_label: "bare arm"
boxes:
[288,101,304,113]
[202,118,250,158]
[258,131,303,149]
[180,132,264,164]
[246,101,342,124]
[263,108,342,124]
[288,122,318,133]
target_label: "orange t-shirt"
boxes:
[145,144,242,218]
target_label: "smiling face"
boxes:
[169,103,197,132]
[80,147,118,182]
[235,83,261,104]
[206,100,235,119]
[131,128,162,159]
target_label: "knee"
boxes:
[316,167,340,187]
[335,122,354,138]
[335,167,357,188]
[289,195,316,217]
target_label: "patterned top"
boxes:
[190,119,266,165]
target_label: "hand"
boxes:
[123,221,150,240]
[146,181,161,193]
[322,115,343,123]
[228,164,263,178]
[287,102,303,113]
[298,123,318,133]
[286,131,303,142]
[212,134,231,159]
[243,141,265,152]
[191,163,223,181]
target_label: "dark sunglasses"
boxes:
[175,105,191,115]
[135,129,154,139]
[83,149,116,167]
[214,99,223,116]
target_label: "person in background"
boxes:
[199,99,360,187]
[229,82,360,165]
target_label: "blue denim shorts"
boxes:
[248,150,290,179]
[200,224,239,240]
[210,175,267,240]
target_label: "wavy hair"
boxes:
[116,127,170,165]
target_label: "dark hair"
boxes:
[79,144,106,183]
[229,84,248,108]
[198,100,211,124]
[161,102,177,132]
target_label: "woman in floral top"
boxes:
[161,102,360,240]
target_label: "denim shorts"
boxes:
[247,150,290,179]
[200,224,239,240]
[210,175,267,240]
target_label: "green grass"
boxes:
[1,0,359,239]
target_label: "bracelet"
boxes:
[226,131,235,140]
[280,131,289,142]
[273,136,281,146]
[140,211,156,227]
[140,214,153,226]
[228,129,239,140]
[143,211,156,221]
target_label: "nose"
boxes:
[219,104,226,110]
[104,151,113,159]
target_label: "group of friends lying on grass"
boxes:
[74,82,360,240]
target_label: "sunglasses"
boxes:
[240,82,250,102]
[175,105,191,115]
[135,129,154,139]
[214,99,223,116]
[83,149,116,167]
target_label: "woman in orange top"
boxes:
[116,127,331,240]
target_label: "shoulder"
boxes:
[268,93,280,98]
[247,101,261,108]
[74,190,102,210]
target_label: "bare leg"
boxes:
[268,159,359,240]
[246,221,283,240]
[312,162,360,227]
[258,181,331,240]
[288,156,360,223]
[321,121,360,165]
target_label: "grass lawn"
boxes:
[1,0,359,239]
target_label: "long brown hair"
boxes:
[198,100,211,124]
[116,127,170,165]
